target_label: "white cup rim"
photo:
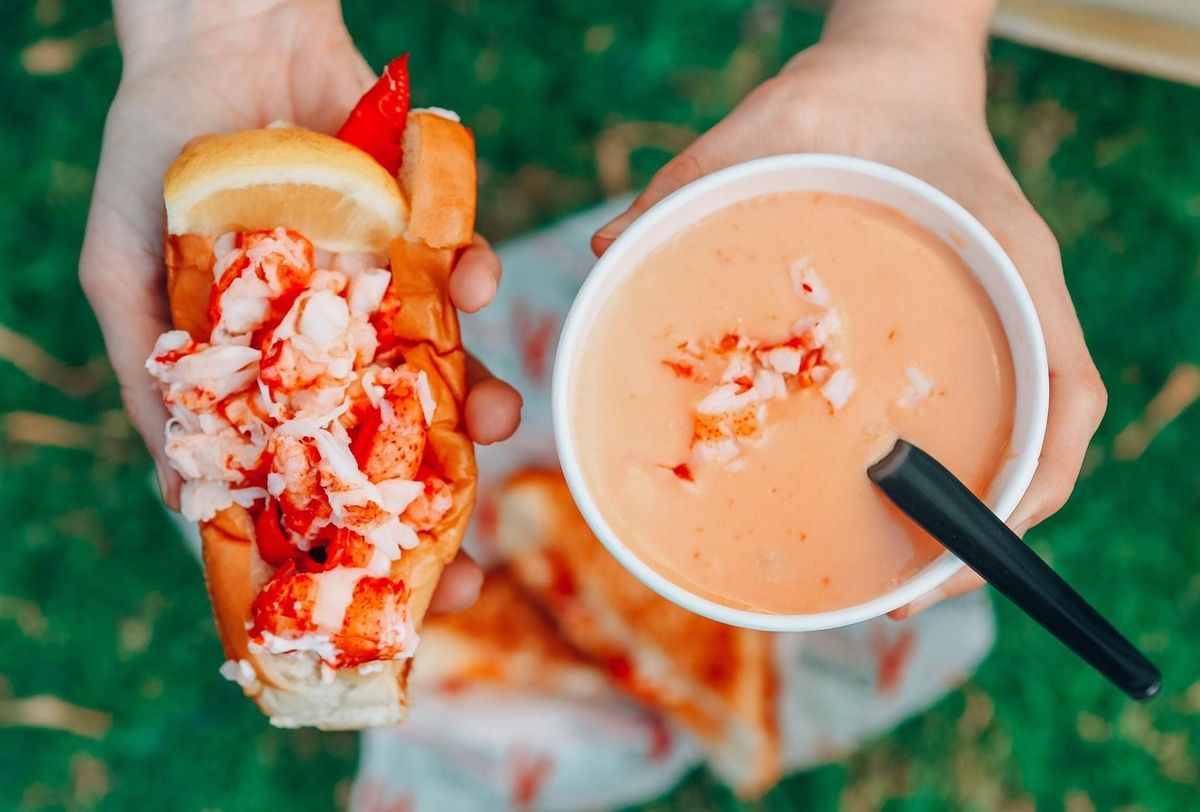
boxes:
[552,153,1049,632]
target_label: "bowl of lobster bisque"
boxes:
[554,154,1048,632]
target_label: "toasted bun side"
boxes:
[201,507,262,679]
[164,127,408,254]
[414,571,611,698]
[165,234,215,341]
[400,112,476,249]
[388,237,460,354]
[496,470,782,798]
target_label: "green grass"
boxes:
[2,1,1198,809]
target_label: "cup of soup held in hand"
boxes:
[553,155,1049,631]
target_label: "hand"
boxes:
[80,0,519,611]
[592,0,1106,618]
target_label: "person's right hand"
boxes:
[592,0,1107,618]
[81,0,518,610]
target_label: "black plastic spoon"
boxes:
[868,439,1161,701]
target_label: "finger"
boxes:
[591,152,707,256]
[962,183,1106,534]
[428,551,484,613]
[449,234,501,313]
[888,568,986,620]
[1007,354,1107,532]
[890,362,1104,622]
[464,355,523,445]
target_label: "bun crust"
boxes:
[164,122,475,728]
[400,112,477,248]
[164,234,214,341]
[496,469,781,796]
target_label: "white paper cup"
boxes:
[552,154,1049,631]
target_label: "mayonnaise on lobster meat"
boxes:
[575,191,1016,615]
[148,228,452,668]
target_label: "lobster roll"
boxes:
[146,59,478,728]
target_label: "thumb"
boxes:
[591,151,709,257]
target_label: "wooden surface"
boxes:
[995,0,1200,86]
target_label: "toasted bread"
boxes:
[414,569,609,698]
[400,112,476,248]
[495,470,781,796]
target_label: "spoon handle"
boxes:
[869,439,1161,701]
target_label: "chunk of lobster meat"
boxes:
[258,289,359,420]
[350,366,432,483]
[321,526,376,570]
[267,433,333,539]
[897,365,934,408]
[346,266,391,316]
[248,564,413,668]
[691,399,768,464]
[332,576,413,667]
[270,419,422,551]
[358,415,425,483]
[369,282,403,352]
[248,562,322,641]
[254,499,304,567]
[209,228,316,344]
[789,257,830,306]
[146,331,260,412]
[336,53,410,176]
[215,389,273,447]
[820,368,857,413]
[165,418,263,482]
[791,310,842,348]
[307,268,349,295]
[400,473,453,531]
[180,480,267,523]
[338,369,382,432]
[347,313,380,368]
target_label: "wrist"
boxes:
[114,0,342,72]
[782,0,995,114]
[821,0,995,57]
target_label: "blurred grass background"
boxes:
[1,0,1198,809]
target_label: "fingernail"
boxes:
[155,462,181,511]
[594,209,634,242]
[154,464,170,503]
[902,588,945,619]
[480,275,498,306]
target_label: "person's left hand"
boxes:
[81,0,519,612]
[592,16,1106,618]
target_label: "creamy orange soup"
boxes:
[573,191,1015,614]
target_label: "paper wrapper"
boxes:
[344,199,997,810]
